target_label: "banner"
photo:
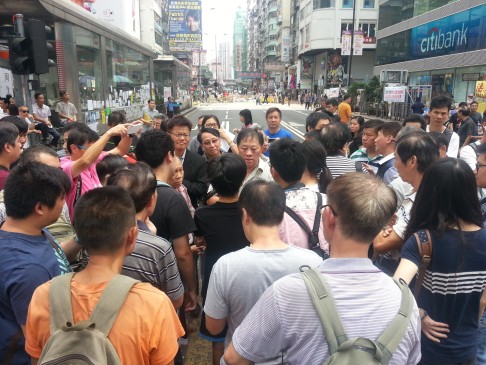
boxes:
[236,71,261,79]
[476,81,486,98]
[281,28,291,64]
[341,30,351,56]
[168,0,202,52]
[301,57,314,80]
[192,50,207,66]
[383,86,408,103]
[353,30,364,55]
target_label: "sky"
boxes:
[202,0,247,61]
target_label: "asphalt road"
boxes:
[183,101,315,141]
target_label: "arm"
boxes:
[373,228,404,254]
[219,129,239,154]
[393,258,418,284]
[59,237,81,263]
[69,124,127,178]
[205,314,227,336]
[108,135,132,156]
[459,145,477,170]
[462,134,473,148]
[223,343,253,365]
[32,113,49,125]
[172,235,197,310]
[447,132,459,158]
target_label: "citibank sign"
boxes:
[410,4,486,60]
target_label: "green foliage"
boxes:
[364,76,383,103]
[348,82,366,98]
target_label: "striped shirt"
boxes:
[121,221,184,302]
[233,258,420,365]
[231,258,421,365]
[325,155,356,178]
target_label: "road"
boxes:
[183,101,315,140]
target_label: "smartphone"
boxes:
[267,138,276,143]
[127,123,143,136]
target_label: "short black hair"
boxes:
[202,115,220,128]
[107,162,156,213]
[269,138,306,183]
[428,131,449,149]
[265,107,282,119]
[305,112,332,132]
[64,122,88,134]
[239,180,286,226]
[107,111,126,127]
[0,122,19,149]
[167,115,192,131]
[148,98,155,103]
[458,107,471,117]
[74,186,136,255]
[34,92,44,100]
[59,90,68,98]
[0,116,28,135]
[4,162,71,219]
[7,104,19,116]
[320,123,350,153]
[396,132,439,173]
[327,98,339,107]
[135,129,174,169]
[207,154,246,197]
[377,121,402,138]
[154,114,169,132]
[403,114,426,131]
[343,94,351,100]
[18,144,59,165]
[66,125,99,154]
[363,119,385,133]
[236,127,263,146]
[429,95,452,112]
[197,127,220,144]
[239,109,253,126]
[96,154,129,185]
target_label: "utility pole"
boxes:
[347,0,356,87]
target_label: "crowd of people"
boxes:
[0,92,486,365]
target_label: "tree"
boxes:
[364,76,383,103]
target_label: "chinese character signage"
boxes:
[476,81,486,98]
[383,86,407,103]
[353,30,363,55]
[168,0,202,52]
[341,30,351,56]
[237,71,261,79]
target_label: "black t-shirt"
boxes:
[194,202,249,299]
[458,117,477,146]
[151,182,196,241]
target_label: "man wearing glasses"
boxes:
[18,106,42,149]
[167,116,208,208]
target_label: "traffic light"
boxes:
[9,18,52,75]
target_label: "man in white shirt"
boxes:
[426,95,459,157]
[55,91,77,126]
[32,92,60,148]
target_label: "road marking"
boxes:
[290,110,311,116]
[281,120,305,140]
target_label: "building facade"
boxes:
[233,9,248,79]
[374,0,486,102]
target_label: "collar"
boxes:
[319,258,381,273]
[378,153,395,165]
[180,149,187,162]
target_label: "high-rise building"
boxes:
[233,9,248,79]
[375,0,486,101]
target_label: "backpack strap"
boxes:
[89,275,140,336]
[375,278,414,365]
[299,266,348,355]
[49,272,76,334]
[412,229,432,298]
[284,193,322,250]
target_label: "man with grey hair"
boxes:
[222,173,421,365]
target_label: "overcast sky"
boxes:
[202,0,246,60]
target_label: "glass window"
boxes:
[342,0,353,8]
[431,69,455,98]
[314,0,335,9]
[358,22,376,37]
[414,0,460,17]
[363,0,374,9]
[105,40,151,108]
[375,30,411,65]
[378,0,414,30]
[305,25,310,42]
[74,27,103,111]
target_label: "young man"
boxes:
[269,138,327,254]
[135,130,197,311]
[168,116,207,208]
[55,91,77,125]
[107,163,185,310]
[373,132,439,275]
[0,121,26,190]
[324,98,341,122]
[222,173,420,365]
[350,119,384,173]
[426,95,459,157]
[61,122,131,220]
[337,94,352,124]
[25,186,184,364]
[141,99,158,131]
[205,180,322,359]
[457,107,477,148]
[374,121,402,183]
[0,163,71,364]
[31,92,60,148]
[305,112,333,132]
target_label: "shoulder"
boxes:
[136,230,172,252]
[185,150,205,164]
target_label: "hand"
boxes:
[421,313,449,343]
[382,227,393,237]
[185,290,198,312]
[33,130,42,134]
[363,163,375,175]
[108,124,128,138]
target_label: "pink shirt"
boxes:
[61,152,108,222]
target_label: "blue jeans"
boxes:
[478,311,486,364]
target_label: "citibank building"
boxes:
[374,0,486,103]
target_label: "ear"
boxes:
[148,192,157,210]
[166,151,174,165]
[241,208,251,226]
[409,155,418,168]
[125,224,138,255]
[322,206,336,243]
[34,202,46,217]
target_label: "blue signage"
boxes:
[410,4,486,60]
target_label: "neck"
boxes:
[136,210,149,222]
[328,232,370,258]
[153,165,172,183]
[268,126,280,134]
[248,226,288,250]
[0,157,11,170]
[2,217,43,236]
[218,195,239,203]
[429,123,444,132]
[380,147,395,157]
[366,147,378,158]
[74,253,125,284]
[175,148,185,158]
[246,163,258,177]
[410,173,423,192]
[300,170,318,187]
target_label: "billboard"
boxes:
[168,0,202,52]
[383,86,407,103]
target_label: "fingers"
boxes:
[185,291,198,311]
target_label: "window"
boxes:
[342,0,353,8]
[358,22,376,37]
[305,25,310,42]
[363,0,374,8]
[314,0,335,8]
[300,29,304,50]
[341,22,354,32]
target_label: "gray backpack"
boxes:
[38,272,139,365]
[300,266,413,365]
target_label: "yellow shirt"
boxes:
[338,102,352,124]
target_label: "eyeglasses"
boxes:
[204,123,218,129]
[169,132,190,140]
[19,109,29,113]
[202,138,220,146]
[76,145,88,150]
[477,163,486,170]
[320,204,338,216]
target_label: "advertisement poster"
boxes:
[0,67,14,97]
[353,30,364,55]
[281,28,291,64]
[341,30,351,56]
[168,0,202,52]
[300,57,313,80]
[326,51,346,85]
[476,81,486,98]
[383,86,408,103]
